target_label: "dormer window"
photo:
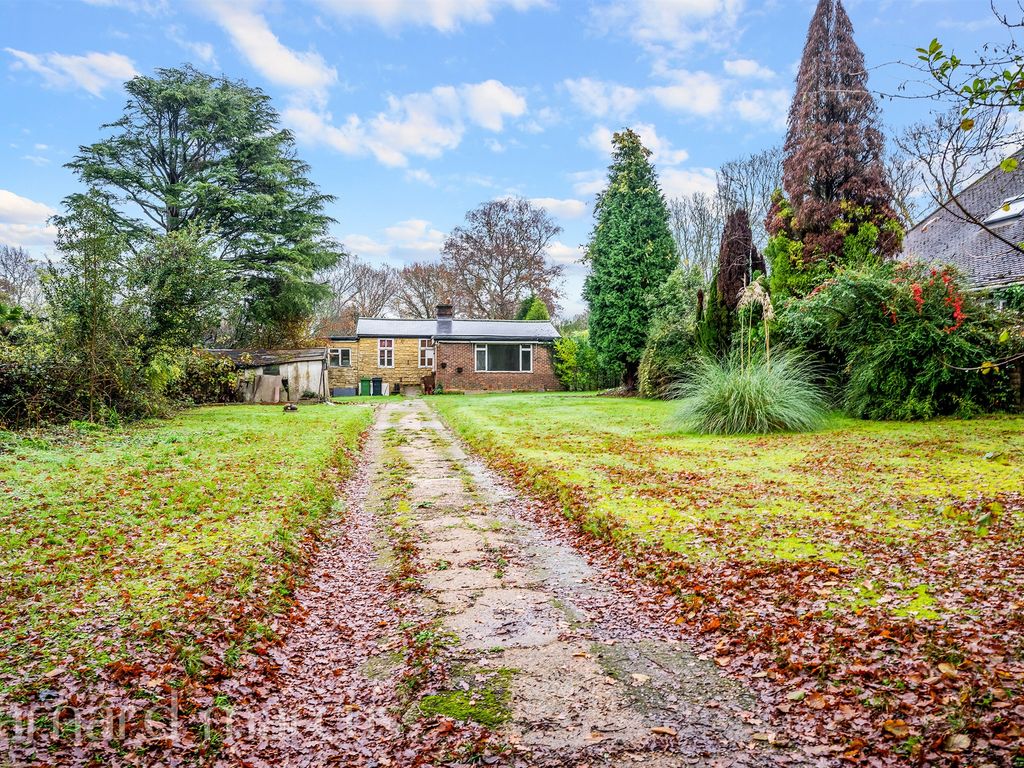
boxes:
[983,194,1024,224]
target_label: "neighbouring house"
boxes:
[903,159,1024,291]
[324,304,561,395]
[212,348,328,403]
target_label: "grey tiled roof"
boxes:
[903,158,1024,288]
[355,317,559,341]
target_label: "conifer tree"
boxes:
[584,129,676,390]
[717,209,759,311]
[767,0,899,286]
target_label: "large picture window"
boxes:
[419,338,434,368]
[474,343,532,372]
[378,338,394,367]
[329,348,351,367]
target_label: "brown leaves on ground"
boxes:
[481,448,1024,768]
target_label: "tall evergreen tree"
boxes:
[584,129,676,390]
[66,65,340,345]
[767,0,899,273]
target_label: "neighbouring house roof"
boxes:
[903,155,1024,289]
[210,348,327,369]
[354,317,559,342]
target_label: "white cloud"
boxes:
[593,0,743,56]
[659,167,718,198]
[529,197,587,219]
[583,123,689,166]
[383,219,446,251]
[563,77,643,119]
[167,25,217,66]
[547,240,585,265]
[344,218,446,261]
[569,169,606,197]
[4,48,136,97]
[22,155,50,166]
[724,58,775,80]
[204,0,336,100]
[485,138,506,153]
[460,79,527,131]
[404,168,437,186]
[732,88,791,130]
[285,79,527,167]
[0,189,57,248]
[310,0,547,31]
[563,72,722,121]
[648,69,722,116]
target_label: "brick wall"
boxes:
[435,342,561,391]
[356,336,434,391]
[325,343,358,390]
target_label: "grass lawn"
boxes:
[431,393,1024,760]
[0,403,372,690]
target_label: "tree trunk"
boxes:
[622,361,639,393]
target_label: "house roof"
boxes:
[903,156,1024,289]
[210,348,326,368]
[355,317,559,341]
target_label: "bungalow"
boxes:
[903,158,1024,291]
[325,304,561,395]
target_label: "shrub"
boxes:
[639,268,703,397]
[778,262,1017,419]
[670,352,828,434]
[553,332,620,391]
[164,349,241,405]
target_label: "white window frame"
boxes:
[378,338,394,368]
[474,343,533,373]
[329,348,351,368]
[418,338,434,368]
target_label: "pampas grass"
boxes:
[670,352,827,435]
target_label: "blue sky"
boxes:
[0,0,1009,315]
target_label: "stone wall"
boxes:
[434,342,561,391]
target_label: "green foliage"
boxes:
[766,192,902,299]
[516,294,550,321]
[779,262,1014,420]
[66,65,340,346]
[584,128,677,388]
[553,332,619,391]
[670,352,828,435]
[134,226,233,350]
[639,267,704,397]
[694,277,734,358]
[996,284,1024,313]
[164,349,242,405]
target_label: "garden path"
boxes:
[224,398,793,767]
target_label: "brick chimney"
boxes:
[436,303,453,335]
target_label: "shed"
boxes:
[211,348,328,404]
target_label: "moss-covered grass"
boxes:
[416,667,513,727]
[430,393,1024,620]
[0,403,373,684]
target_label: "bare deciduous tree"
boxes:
[668,193,726,282]
[667,148,781,282]
[0,245,43,309]
[717,146,782,251]
[394,261,461,318]
[442,197,563,319]
[897,107,1024,246]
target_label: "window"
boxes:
[378,338,394,367]
[474,343,532,372]
[984,194,1024,225]
[419,338,434,368]
[262,364,280,376]
[329,348,351,367]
